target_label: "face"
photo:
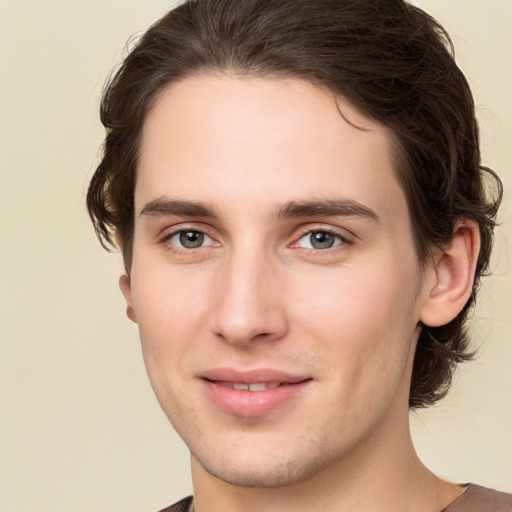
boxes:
[123,75,432,487]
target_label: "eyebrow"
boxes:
[140,197,219,218]
[139,196,380,223]
[275,198,381,223]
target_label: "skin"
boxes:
[120,75,479,511]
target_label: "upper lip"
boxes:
[200,368,310,384]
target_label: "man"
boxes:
[87,0,510,510]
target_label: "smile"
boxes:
[201,371,312,417]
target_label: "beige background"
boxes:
[0,1,510,511]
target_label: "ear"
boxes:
[119,274,137,323]
[419,219,480,327]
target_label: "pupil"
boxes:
[180,231,204,248]
[311,232,334,249]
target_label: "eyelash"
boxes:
[159,227,218,254]
[293,228,352,252]
[158,226,352,255]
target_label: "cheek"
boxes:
[129,265,212,394]
[131,274,200,415]
[291,262,420,387]
[296,270,418,430]
[131,264,209,335]
[294,266,416,337]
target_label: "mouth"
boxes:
[200,369,312,417]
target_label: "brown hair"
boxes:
[87,0,502,408]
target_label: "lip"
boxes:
[199,368,312,417]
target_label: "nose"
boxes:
[210,248,288,346]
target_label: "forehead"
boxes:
[137,74,405,222]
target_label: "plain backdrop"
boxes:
[0,1,510,511]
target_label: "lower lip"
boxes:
[201,380,311,417]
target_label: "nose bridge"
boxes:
[211,241,287,345]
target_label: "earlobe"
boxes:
[119,274,138,323]
[419,219,480,327]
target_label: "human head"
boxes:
[86,0,501,408]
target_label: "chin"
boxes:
[191,444,331,488]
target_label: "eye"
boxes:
[296,230,344,250]
[168,229,215,249]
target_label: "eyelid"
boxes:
[171,230,215,248]
[291,225,354,246]
[155,222,354,254]
[158,224,220,248]
[296,231,343,249]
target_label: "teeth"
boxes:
[248,383,267,391]
[217,381,281,391]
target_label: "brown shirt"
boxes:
[441,484,512,511]
[158,485,512,512]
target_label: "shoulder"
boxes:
[156,496,193,512]
[443,484,512,512]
